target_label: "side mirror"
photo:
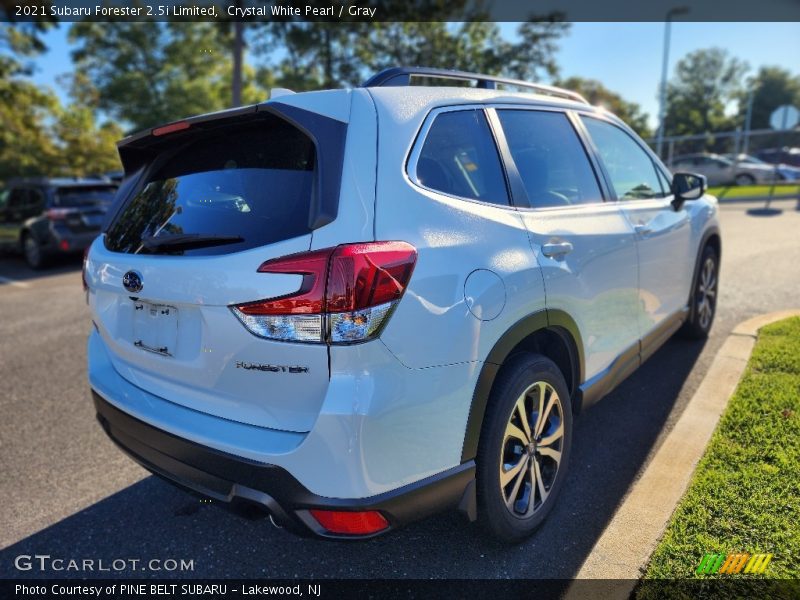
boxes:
[671,172,706,210]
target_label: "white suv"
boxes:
[85,67,720,542]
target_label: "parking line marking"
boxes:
[0,275,30,288]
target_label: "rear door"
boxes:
[87,108,349,433]
[490,107,640,383]
[579,115,693,348]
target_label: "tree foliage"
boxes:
[257,20,570,91]
[557,76,651,138]
[738,66,800,131]
[68,22,262,131]
[0,24,123,183]
[663,48,748,137]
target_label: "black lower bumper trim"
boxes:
[92,390,475,538]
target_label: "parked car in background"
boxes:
[670,153,783,186]
[724,153,800,182]
[0,177,118,269]
[756,147,800,168]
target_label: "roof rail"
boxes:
[362,67,589,105]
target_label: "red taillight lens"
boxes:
[230,242,417,344]
[326,242,417,313]
[46,208,73,221]
[308,509,389,536]
[238,248,334,316]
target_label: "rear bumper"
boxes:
[46,226,100,253]
[93,390,475,539]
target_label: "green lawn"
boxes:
[708,183,800,200]
[639,317,800,591]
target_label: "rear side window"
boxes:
[105,117,315,256]
[415,110,509,205]
[497,110,603,208]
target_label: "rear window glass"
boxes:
[55,186,116,208]
[105,117,315,256]
[415,110,509,205]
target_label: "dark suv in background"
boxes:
[0,177,118,269]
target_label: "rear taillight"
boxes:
[46,208,74,221]
[231,241,417,344]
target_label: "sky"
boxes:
[26,21,800,130]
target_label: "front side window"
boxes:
[581,117,665,200]
[415,110,509,205]
[497,109,603,208]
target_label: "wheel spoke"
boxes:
[537,445,562,467]
[534,458,549,505]
[539,419,564,447]
[504,456,528,510]
[500,454,528,488]
[535,390,557,438]
[515,395,532,442]
[504,421,529,445]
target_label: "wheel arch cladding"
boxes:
[460,309,584,462]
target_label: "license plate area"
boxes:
[132,302,178,357]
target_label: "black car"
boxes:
[0,177,118,269]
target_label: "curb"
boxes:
[568,310,800,596]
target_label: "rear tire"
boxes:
[680,245,718,339]
[735,173,755,186]
[477,353,572,543]
[22,233,46,270]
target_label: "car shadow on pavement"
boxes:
[0,337,706,580]
[0,254,82,284]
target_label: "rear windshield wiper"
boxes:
[139,233,244,253]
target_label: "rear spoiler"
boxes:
[110,102,347,232]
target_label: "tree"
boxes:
[557,77,651,138]
[51,104,124,177]
[0,23,60,182]
[662,48,748,137]
[68,22,263,132]
[257,20,570,92]
[739,66,800,130]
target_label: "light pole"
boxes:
[656,6,689,159]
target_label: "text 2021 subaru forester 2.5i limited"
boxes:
[85,67,720,542]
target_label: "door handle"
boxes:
[634,224,653,236]
[541,241,574,258]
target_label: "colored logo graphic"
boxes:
[696,552,773,575]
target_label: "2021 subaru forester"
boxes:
[86,67,720,542]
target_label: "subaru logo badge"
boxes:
[122,270,143,293]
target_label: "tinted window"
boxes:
[582,117,664,200]
[54,186,115,208]
[497,110,602,208]
[416,110,509,205]
[8,189,27,208]
[105,117,315,256]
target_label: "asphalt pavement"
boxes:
[1,197,799,579]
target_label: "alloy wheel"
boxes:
[24,236,41,268]
[499,381,564,518]
[697,256,717,330]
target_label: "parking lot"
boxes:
[1,197,799,579]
